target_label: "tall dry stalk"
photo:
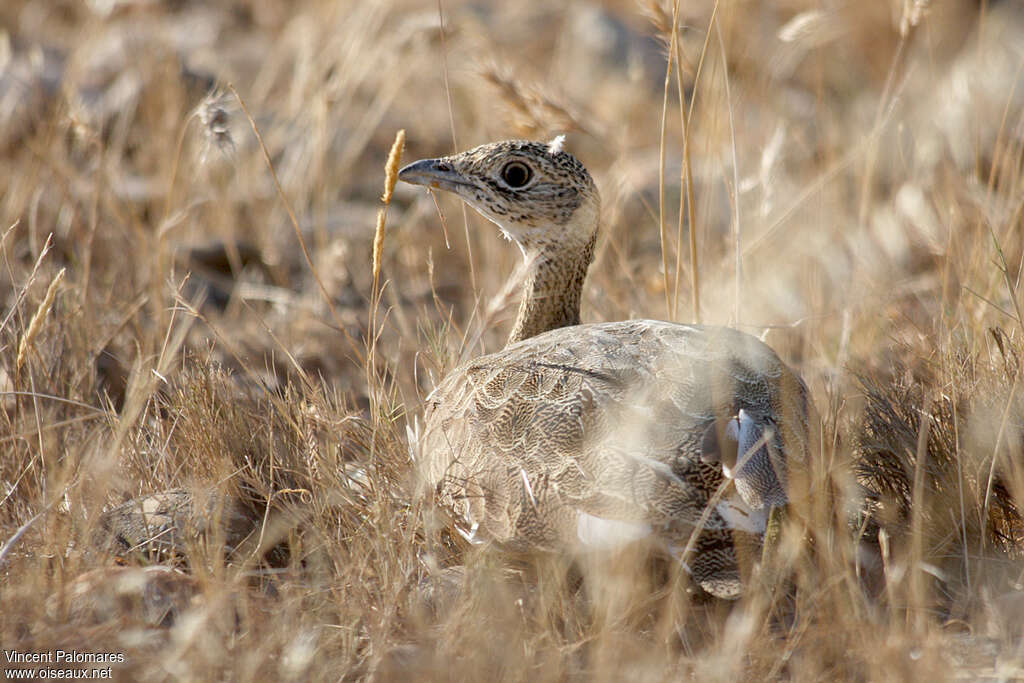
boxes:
[713,16,741,325]
[656,1,678,319]
[657,0,710,324]
[368,129,406,417]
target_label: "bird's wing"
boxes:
[420,321,809,547]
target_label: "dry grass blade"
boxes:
[656,2,677,318]
[900,0,932,38]
[990,228,1024,334]
[713,18,742,324]
[480,66,596,139]
[0,231,52,336]
[226,83,365,366]
[684,2,718,325]
[437,0,477,298]
[0,492,67,569]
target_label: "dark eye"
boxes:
[501,161,532,188]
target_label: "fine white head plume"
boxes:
[547,134,566,155]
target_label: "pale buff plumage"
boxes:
[400,139,812,598]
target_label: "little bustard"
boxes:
[400,139,812,598]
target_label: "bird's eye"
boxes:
[501,161,532,188]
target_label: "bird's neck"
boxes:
[507,234,595,345]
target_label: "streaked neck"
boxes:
[508,235,595,345]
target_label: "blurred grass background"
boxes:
[1,0,1023,679]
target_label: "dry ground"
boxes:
[2,0,1024,680]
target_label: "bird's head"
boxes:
[398,138,600,255]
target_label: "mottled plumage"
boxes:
[400,140,811,598]
[96,490,258,563]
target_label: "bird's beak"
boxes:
[397,158,473,195]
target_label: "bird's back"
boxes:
[418,320,811,598]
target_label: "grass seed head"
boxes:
[382,128,406,204]
[197,89,236,162]
[16,267,65,373]
[374,129,406,286]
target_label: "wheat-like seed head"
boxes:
[374,129,406,285]
[16,267,65,373]
[381,129,405,204]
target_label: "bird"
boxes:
[398,138,812,598]
[95,490,259,564]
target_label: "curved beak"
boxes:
[398,158,473,194]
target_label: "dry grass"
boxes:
[2,0,1023,680]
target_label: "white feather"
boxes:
[520,469,538,508]
[715,499,769,534]
[405,416,422,462]
[576,512,651,549]
[547,134,566,155]
[456,522,484,545]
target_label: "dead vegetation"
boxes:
[2,0,1023,680]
